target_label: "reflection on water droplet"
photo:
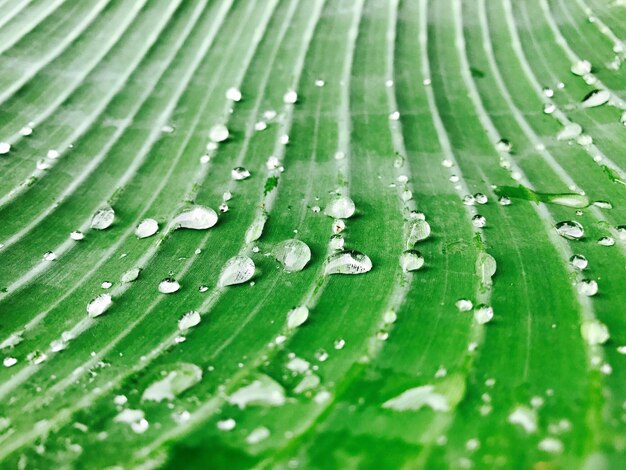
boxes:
[87,294,112,318]
[91,205,115,230]
[555,221,584,240]
[272,239,311,272]
[324,251,372,275]
[219,256,255,287]
[159,278,180,294]
[400,250,424,272]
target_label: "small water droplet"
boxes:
[47,149,60,159]
[20,126,33,136]
[114,409,149,434]
[472,214,487,228]
[135,218,158,238]
[325,250,372,275]
[231,167,250,180]
[498,196,511,206]
[91,205,115,230]
[121,267,140,283]
[496,139,512,152]
[0,142,11,154]
[226,87,242,101]
[246,426,270,444]
[407,219,431,247]
[577,279,598,296]
[597,236,615,246]
[334,338,346,350]
[287,306,309,329]
[456,299,473,312]
[315,79,325,87]
[27,350,48,365]
[332,219,346,234]
[557,123,582,141]
[3,357,17,368]
[43,251,56,261]
[158,278,180,294]
[87,293,112,317]
[474,193,488,204]
[569,254,588,270]
[617,225,626,241]
[178,311,201,331]
[571,59,592,76]
[254,121,267,131]
[217,418,236,431]
[219,256,255,287]
[70,230,84,240]
[474,305,494,324]
[543,103,556,114]
[329,234,344,250]
[101,281,112,289]
[400,250,424,272]
[272,239,311,272]
[209,124,229,142]
[315,349,329,362]
[228,375,286,408]
[173,206,218,230]
[325,195,355,219]
[245,213,267,244]
[219,203,229,212]
[283,90,298,104]
[555,221,584,240]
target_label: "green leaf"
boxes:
[0,0,625,468]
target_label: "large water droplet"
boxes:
[87,293,112,318]
[272,239,311,272]
[219,256,255,286]
[159,278,180,294]
[91,205,115,230]
[324,250,372,275]
[173,206,218,230]
[287,306,309,329]
[142,363,202,402]
[400,250,424,272]
[135,218,158,238]
[555,221,584,240]
[325,195,355,219]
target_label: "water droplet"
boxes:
[198,285,209,293]
[283,90,298,104]
[101,281,112,289]
[178,311,201,331]
[474,305,494,324]
[219,256,255,287]
[254,121,267,131]
[557,123,582,141]
[228,375,286,409]
[582,89,610,108]
[245,213,267,244]
[463,194,476,206]
[329,234,344,251]
[383,385,451,412]
[472,214,487,228]
[266,155,280,169]
[577,279,598,296]
[593,200,612,209]
[555,221,584,240]
[543,103,556,114]
[142,363,202,402]
[498,196,511,206]
[287,357,310,373]
[617,225,626,241]
[91,205,115,230]
[315,79,325,87]
[496,139,512,152]
[70,230,84,240]
[325,195,355,219]
[474,193,488,204]
[158,278,180,294]
[571,59,592,76]
[456,299,473,312]
[135,218,158,238]
[217,418,236,431]
[508,406,537,433]
[272,239,311,272]
[209,124,229,142]
[569,254,588,270]
[597,236,615,246]
[3,357,17,368]
[47,149,60,159]
[231,166,250,180]
[20,126,33,136]
[315,349,329,361]
[0,142,11,154]
[27,350,48,365]
[87,293,112,317]
[332,219,346,234]
[226,87,242,101]
[389,111,400,121]
[538,437,564,454]
[121,267,140,283]
[219,203,228,213]
[400,250,424,272]
[43,251,57,261]
[287,306,309,329]
[114,409,149,434]
[246,426,270,444]
[476,252,497,287]
[173,206,218,230]
[324,250,372,275]
[406,219,431,247]
[334,338,346,350]
[581,320,610,345]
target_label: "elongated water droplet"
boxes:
[406,219,431,247]
[228,375,286,409]
[272,239,311,272]
[91,205,115,230]
[232,167,250,181]
[173,206,218,230]
[142,363,202,402]
[209,124,229,142]
[577,279,598,296]
[87,293,112,318]
[557,123,582,141]
[569,254,588,270]
[135,218,158,238]
[287,306,309,329]
[582,89,610,108]
[325,195,355,219]
[219,256,255,287]
[555,221,584,240]
[245,213,267,244]
[121,267,140,283]
[325,250,372,275]
[179,311,201,330]
[400,250,424,272]
[581,320,610,345]
[474,305,494,324]
[159,278,180,294]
